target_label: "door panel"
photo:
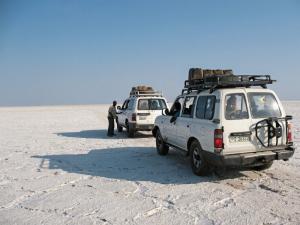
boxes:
[163,117,177,144]
[193,95,218,151]
[174,96,197,150]
[118,100,129,126]
[118,111,126,126]
[174,117,192,150]
[222,93,255,154]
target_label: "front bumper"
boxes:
[202,146,295,167]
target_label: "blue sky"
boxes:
[0,0,299,106]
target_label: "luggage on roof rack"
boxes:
[188,68,233,80]
[130,85,162,97]
[131,85,154,92]
[182,74,276,94]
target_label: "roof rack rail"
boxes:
[130,90,163,97]
[183,75,276,94]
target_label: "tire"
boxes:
[254,161,273,171]
[156,130,169,155]
[117,124,123,132]
[127,123,135,138]
[190,141,210,176]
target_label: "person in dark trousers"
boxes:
[107,100,117,137]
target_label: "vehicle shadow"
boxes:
[56,129,153,139]
[32,147,247,184]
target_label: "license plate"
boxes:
[139,116,147,120]
[229,136,250,143]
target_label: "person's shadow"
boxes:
[56,130,153,139]
[32,147,246,184]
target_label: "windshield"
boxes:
[138,99,167,110]
[248,93,281,118]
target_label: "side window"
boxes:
[170,97,184,113]
[196,96,206,119]
[181,96,196,117]
[127,99,135,110]
[225,94,249,120]
[195,96,216,120]
[205,96,216,119]
[122,100,129,110]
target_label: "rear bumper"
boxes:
[203,146,295,167]
[130,123,154,131]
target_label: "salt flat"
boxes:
[0,103,299,225]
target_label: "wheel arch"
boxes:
[152,126,159,137]
[187,137,201,156]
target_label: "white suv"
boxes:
[153,72,295,176]
[117,87,168,138]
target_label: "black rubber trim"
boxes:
[201,146,295,167]
[230,131,252,136]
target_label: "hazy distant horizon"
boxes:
[1,0,299,106]
[0,99,299,108]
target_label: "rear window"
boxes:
[225,94,249,120]
[138,99,167,110]
[248,93,281,118]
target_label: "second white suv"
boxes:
[117,87,168,137]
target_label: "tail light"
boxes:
[132,113,137,122]
[214,128,223,152]
[287,123,292,143]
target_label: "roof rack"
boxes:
[130,90,163,97]
[182,75,276,94]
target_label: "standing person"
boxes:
[107,100,117,137]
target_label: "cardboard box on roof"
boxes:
[130,85,154,95]
[188,68,203,80]
[188,68,234,80]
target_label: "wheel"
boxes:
[117,124,123,132]
[156,130,169,155]
[190,141,210,176]
[254,161,273,171]
[126,123,135,138]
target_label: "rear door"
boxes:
[136,98,167,125]
[222,90,256,154]
[246,90,286,149]
[191,95,218,151]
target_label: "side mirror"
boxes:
[164,108,170,116]
[117,106,121,110]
